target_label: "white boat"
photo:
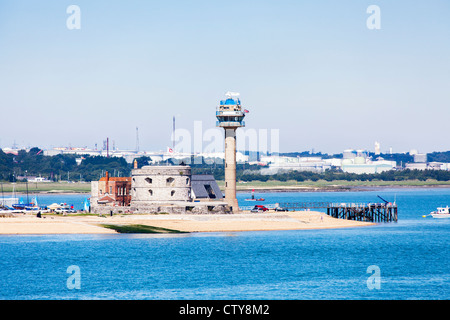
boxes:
[430,206,450,219]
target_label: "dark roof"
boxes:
[191,175,223,199]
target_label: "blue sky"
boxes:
[1,0,450,154]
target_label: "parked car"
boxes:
[55,208,70,214]
[275,207,288,212]
[251,205,269,212]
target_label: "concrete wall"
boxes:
[90,203,230,215]
[90,181,98,207]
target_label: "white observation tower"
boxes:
[216,92,247,212]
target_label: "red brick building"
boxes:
[96,171,132,206]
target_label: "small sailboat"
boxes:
[12,197,32,210]
[83,197,90,212]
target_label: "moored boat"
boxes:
[245,189,265,201]
[430,206,450,219]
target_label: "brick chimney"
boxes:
[105,171,109,194]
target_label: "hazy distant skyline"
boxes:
[1,1,450,154]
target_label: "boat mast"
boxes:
[1,182,4,207]
[25,170,29,205]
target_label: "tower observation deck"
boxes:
[216,92,246,211]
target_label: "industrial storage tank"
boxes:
[354,157,366,165]
[342,159,353,165]
[343,149,357,159]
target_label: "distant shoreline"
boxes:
[236,184,450,193]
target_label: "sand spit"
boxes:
[0,211,374,234]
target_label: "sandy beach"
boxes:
[0,211,374,234]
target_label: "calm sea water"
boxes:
[0,188,449,300]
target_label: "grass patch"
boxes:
[100,224,187,234]
[0,182,91,193]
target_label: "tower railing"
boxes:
[216,110,244,116]
[216,121,245,127]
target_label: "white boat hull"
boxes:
[430,206,450,218]
[431,213,450,219]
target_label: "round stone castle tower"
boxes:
[130,165,192,205]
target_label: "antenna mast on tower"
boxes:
[136,127,140,153]
[172,116,176,151]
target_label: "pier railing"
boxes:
[278,202,331,209]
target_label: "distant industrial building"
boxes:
[374,142,381,155]
[403,152,450,170]
[341,149,396,174]
[259,149,397,175]
[413,153,428,163]
[259,156,332,174]
[15,175,51,183]
[43,146,248,165]
[341,160,396,174]
[44,147,140,164]
[405,160,450,171]
[405,163,427,170]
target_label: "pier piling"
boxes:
[325,203,397,223]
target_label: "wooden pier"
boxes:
[326,203,398,223]
[274,201,398,223]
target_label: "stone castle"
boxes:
[90,164,229,215]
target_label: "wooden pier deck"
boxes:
[326,203,397,222]
[275,201,398,223]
